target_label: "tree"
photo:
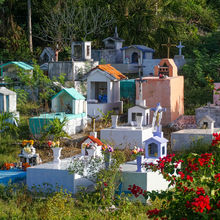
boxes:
[37,1,114,48]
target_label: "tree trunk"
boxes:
[27,0,33,53]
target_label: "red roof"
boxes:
[86,136,103,146]
[94,64,127,80]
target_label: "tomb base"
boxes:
[100,126,153,149]
[119,159,169,203]
[171,128,220,151]
[27,157,94,194]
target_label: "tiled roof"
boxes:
[121,45,155,53]
[0,61,33,70]
[51,88,85,100]
[96,64,127,80]
[87,136,103,146]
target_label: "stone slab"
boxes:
[120,159,170,202]
[100,126,153,149]
[171,128,220,151]
[27,157,94,194]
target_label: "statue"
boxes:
[151,103,166,132]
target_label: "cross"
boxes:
[135,57,147,106]
[88,114,99,132]
[161,37,176,58]
[151,103,166,132]
[176,41,185,56]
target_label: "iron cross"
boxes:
[161,37,176,58]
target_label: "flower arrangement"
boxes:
[22,140,34,146]
[131,146,144,156]
[47,140,60,148]
[1,163,15,170]
[22,140,35,154]
[22,162,31,171]
[102,144,114,153]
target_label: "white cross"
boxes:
[151,103,166,132]
[176,41,185,56]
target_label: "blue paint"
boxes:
[0,169,26,185]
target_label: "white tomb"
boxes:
[100,100,153,149]
[27,157,94,194]
[86,64,127,117]
[0,86,19,121]
[119,105,169,202]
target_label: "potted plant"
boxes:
[131,146,144,172]
[102,145,114,169]
[48,140,62,163]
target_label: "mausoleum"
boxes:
[136,58,184,125]
[86,64,127,116]
[29,88,87,136]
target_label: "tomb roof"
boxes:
[0,61,33,70]
[121,45,155,53]
[144,136,168,144]
[129,105,148,110]
[92,64,127,80]
[199,115,215,123]
[83,135,103,146]
[0,87,16,95]
[51,88,85,100]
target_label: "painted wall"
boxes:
[128,106,150,126]
[136,76,184,125]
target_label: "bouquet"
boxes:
[48,140,60,148]
[102,144,114,153]
[131,146,144,156]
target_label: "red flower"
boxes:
[196,187,205,195]
[147,208,161,217]
[103,182,108,187]
[178,171,185,179]
[187,175,193,182]
[47,140,53,147]
[214,173,220,182]
[128,184,144,198]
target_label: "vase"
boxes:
[52,147,62,163]
[136,115,143,129]
[111,115,118,129]
[136,155,144,172]
[104,152,111,169]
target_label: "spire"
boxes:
[114,26,119,38]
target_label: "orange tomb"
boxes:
[136,59,184,125]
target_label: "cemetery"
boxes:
[0,1,220,219]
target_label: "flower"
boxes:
[189,195,211,213]
[22,162,31,171]
[131,146,144,156]
[214,173,220,182]
[48,140,61,148]
[22,140,34,146]
[23,146,32,154]
[147,208,161,218]
[102,145,113,153]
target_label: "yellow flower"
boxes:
[52,142,56,147]
[30,140,34,145]
[56,141,60,147]
[133,149,137,154]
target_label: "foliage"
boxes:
[0,112,18,136]
[98,109,114,127]
[180,48,220,114]
[128,144,220,219]
[43,117,68,141]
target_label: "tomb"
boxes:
[81,135,103,157]
[26,157,94,194]
[29,88,87,136]
[40,47,55,63]
[136,58,184,125]
[119,104,169,201]
[171,114,220,151]
[213,83,220,106]
[0,87,19,122]
[86,64,127,116]
[19,145,41,166]
[27,134,104,194]
[0,61,33,80]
